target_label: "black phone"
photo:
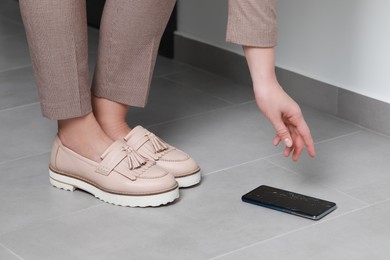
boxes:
[242,185,337,220]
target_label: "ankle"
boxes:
[99,121,132,140]
[57,113,113,162]
[92,96,131,140]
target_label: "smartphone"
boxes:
[242,185,337,220]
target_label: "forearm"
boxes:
[243,46,280,92]
[226,1,315,160]
[243,46,316,159]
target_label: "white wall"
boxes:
[176,0,390,104]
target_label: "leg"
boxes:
[19,0,91,119]
[91,0,200,187]
[19,0,112,161]
[19,0,180,206]
[92,97,130,140]
[91,0,176,140]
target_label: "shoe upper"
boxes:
[50,136,178,195]
[124,126,200,178]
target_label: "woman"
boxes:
[18,0,315,207]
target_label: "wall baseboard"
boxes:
[174,34,390,136]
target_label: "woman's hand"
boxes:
[254,80,316,161]
[243,45,315,161]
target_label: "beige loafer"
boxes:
[49,136,179,207]
[124,126,201,188]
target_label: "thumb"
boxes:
[274,121,293,147]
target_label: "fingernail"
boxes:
[284,138,292,147]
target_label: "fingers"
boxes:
[284,125,300,161]
[292,129,304,161]
[294,116,316,158]
[276,122,315,161]
[271,110,316,161]
[283,146,293,157]
[273,135,281,146]
[274,121,293,148]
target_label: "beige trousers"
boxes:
[19,0,276,120]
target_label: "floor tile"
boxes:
[0,15,24,38]
[153,56,192,77]
[165,68,255,104]
[267,131,390,193]
[164,67,221,87]
[88,27,99,54]
[145,103,360,174]
[344,177,390,205]
[0,244,19,260]
[0,33,31,72]
[0,153,102,235]
[0,0,20,14]
[125,77,231,127]
[145,102,281,173]
[0,159,366,259]
[299,106,360,142]
[0,9,23,26]
[0,4,388,258]
[216,200,390,260]
[0,103,56,163]
[0,66,38,110]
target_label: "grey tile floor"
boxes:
[1,0,390,259]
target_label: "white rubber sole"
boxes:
[49,170,179,207]
[176,171,201,188]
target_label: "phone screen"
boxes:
[242,185,337,220]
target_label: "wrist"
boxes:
[252,74,278,87]
[253,76,281,93]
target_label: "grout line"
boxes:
[210,225,315,259]
[264,159,302,177]
[0,151,50,167]
[264,159,370,206]
[203,152,283,177]
[0,13,24,26]
[0,102,40,114]
[210,199,389,259]
[322,198,389,223]
[0,64,32,74]
[160,69,256,106]
[162,76,236,105]
[313,130,362,145]
[262,130,363,162]
[153,68,193,78]
[301,101,390,140]
[164,61,224,77]
[357,126,390,140]
[44,203,104,222]
[169,58,209,72]
[325,113,390,139]
[0,203,104,238]
[200,135,366,178]
[203,158,264,177]
[145,101,253,129]
[149,112,363,179]
[321,183,371,206]
[0,32,26,41]
[0,243,24,260]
